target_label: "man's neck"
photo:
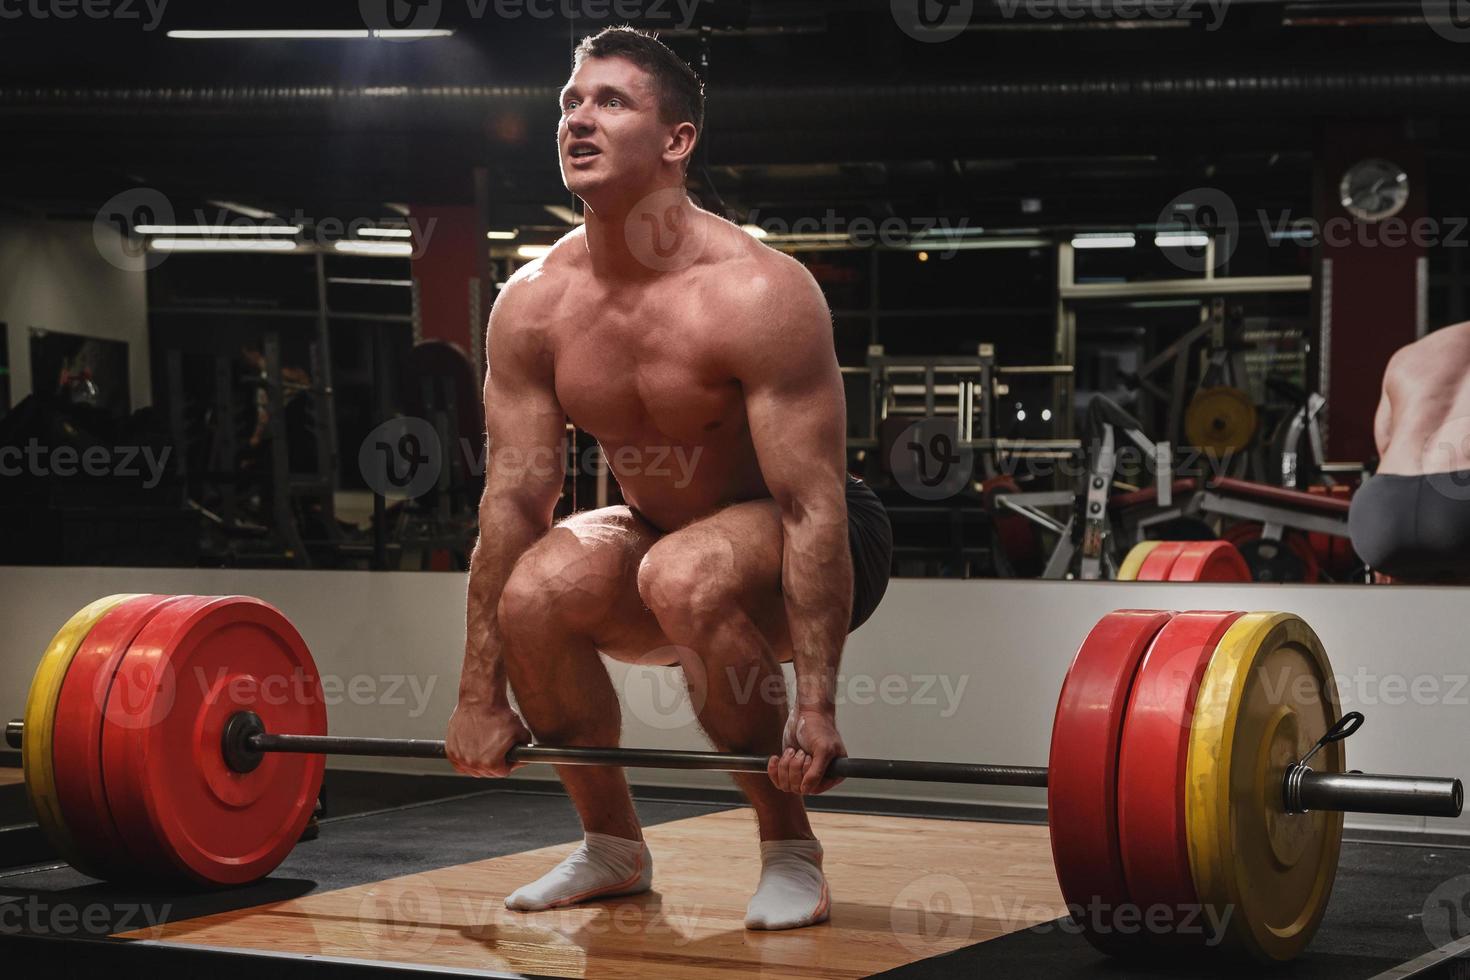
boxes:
[580,181,702,282]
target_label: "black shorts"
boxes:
[846,475,893,631]
[1349,470,1470,580]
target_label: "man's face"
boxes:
[558,56,673,201]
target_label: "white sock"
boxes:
[744,839,830,930]
[505,832,653,911]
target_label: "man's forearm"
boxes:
[781,506,853,714]
[459,501,545,707]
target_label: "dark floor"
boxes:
[2,768,1469,978]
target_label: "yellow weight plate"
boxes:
[1117,540,1161,581]
[1185,612,1344,961]
[1185,386,1258,456]
[22,594,141,870]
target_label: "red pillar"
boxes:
[1313,128,1425,462]
[410,204,490,374]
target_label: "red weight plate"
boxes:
[102,595,326,886]
[1167,541,1252,583]
[52,594,184,880]
[1135,541,1187,581]
[1049,608,1174,954]
[1116,610,1243,948]
[1222,524,1322,584]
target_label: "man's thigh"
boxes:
[642,497,793,662]
[539,505,675,664]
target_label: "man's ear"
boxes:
[666,121,698,168]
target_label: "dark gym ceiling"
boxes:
[3,0,1469,239]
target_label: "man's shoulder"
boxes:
[494,233,586,319]
[1391,319,1470,379]
[697,229,824,317]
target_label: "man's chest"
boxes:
[550,294,746,445]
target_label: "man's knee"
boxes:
[637,539,746,637]
[499,534,618,640]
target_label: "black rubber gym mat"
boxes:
[872,836,1470,979]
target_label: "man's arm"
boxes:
[732,260,852,794]
[449,271,567,775]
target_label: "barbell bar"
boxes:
[5,714,1461,818]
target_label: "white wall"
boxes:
[0,219,150,410]
[2,566,1465,835]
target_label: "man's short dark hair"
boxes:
[573,27,705,150]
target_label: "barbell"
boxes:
[7,593,1464,962]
